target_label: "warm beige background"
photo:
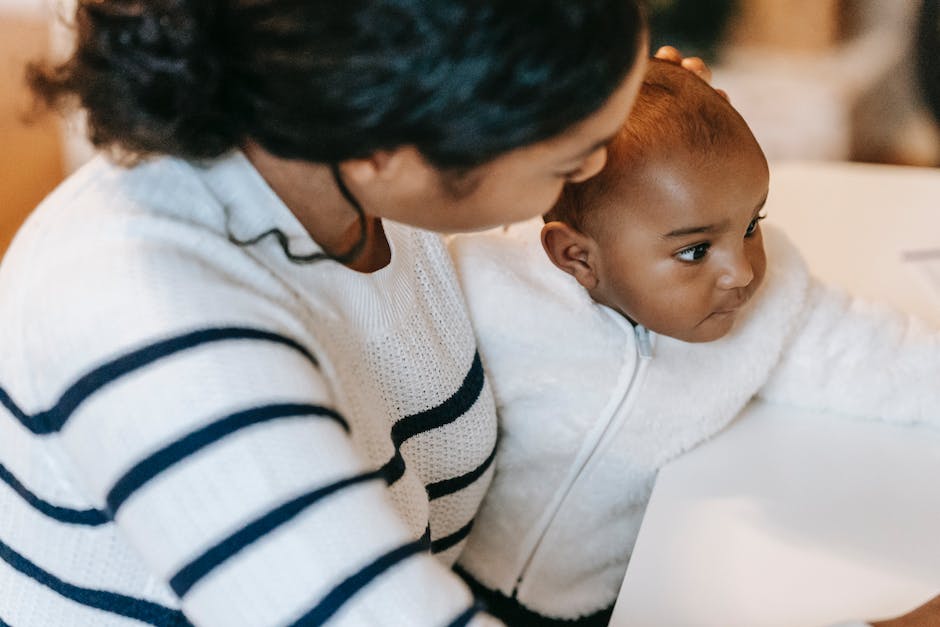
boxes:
[0,11,63,257]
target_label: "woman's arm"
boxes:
[13,230,498,627]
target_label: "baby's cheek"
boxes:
[752,249,768,290]
[746,235,768,290]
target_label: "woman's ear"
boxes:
[342,146,429,189]
[541,221,600,290]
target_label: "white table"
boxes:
[611,161,940,627]
[765,161,940,327]
[612,400,940,627]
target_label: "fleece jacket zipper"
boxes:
[511,316,654,596]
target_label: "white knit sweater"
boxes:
[0,152,502,626]
[449,217,940,621]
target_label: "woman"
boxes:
[0,1,648,625]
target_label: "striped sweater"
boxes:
[0,152,501,626]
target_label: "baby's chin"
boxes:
[647,311,738,344]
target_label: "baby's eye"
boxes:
[676,242,710,262]
[745,213,767,237]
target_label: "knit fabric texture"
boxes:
[0,151,501,626]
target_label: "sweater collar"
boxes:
[192,150,427,331]
[196,149,324,258]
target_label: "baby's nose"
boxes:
[718,252,754,290]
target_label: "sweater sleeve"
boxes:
[10,219,500,626]
[758,278,940,427]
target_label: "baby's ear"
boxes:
[541,221,599,290]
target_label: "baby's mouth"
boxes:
[709,302,745,319]
[712,291,752,316]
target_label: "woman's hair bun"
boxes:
[31,0,237,159]
[31,1,644,167]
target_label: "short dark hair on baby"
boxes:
[547,57,752,232]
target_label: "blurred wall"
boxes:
[0,0,44,9]
[714,0,939,166]
[0,2,64,257]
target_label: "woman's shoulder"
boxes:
[0,154,266,322]
[0,155,320,400]
[10,154,229,257]
[447,216,594,312]
[446,216,544,263]
[448,217,559,292]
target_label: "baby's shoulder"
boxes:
[447,216,591,306]
[447,216,545,273]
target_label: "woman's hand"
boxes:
[870,593,940,627]
[654,45,711,82]
[653,45,728,100]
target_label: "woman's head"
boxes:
[32,0,645,169]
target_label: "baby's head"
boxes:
[542,58,769,343]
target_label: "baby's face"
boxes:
[588,140,769,343]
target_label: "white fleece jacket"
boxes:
[448,217,940,621]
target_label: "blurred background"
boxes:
[1,0,938,256]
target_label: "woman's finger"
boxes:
[654,45,683,64]
[653,46,726,99]
[654,48,715,85]
[680,56,712,83]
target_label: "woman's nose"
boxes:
[717,249,754,290]
[567,147,608,183]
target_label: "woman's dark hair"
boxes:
[30,0,645,169]
[917,0,939,129]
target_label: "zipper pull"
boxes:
[635,324,653,358]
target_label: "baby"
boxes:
[448,58,940,625]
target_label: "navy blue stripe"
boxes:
[107,402,346,516]
[289,528,432,626]
[170,469,384,597]
[426,442,496,501]
[446,602,484,627]
[379,352,485,488]
[0,461,109,526]
[1,327,318,435]
[456,564,615,627]
[431,519,474,554]
[0,536,191,626]
[0,614,11,627]
[390,352,484,444]
[0,388,30,429]
[379,451,406,485]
